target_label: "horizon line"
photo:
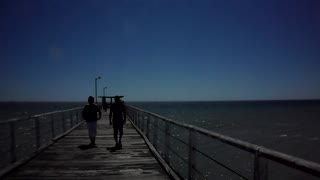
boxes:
[1,98,320,103]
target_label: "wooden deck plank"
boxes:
[4,110,170,180]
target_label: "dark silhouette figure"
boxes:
[103,103,108,112]
[108,96,126,152]
[102,97,108,112]
[80,96,101,150]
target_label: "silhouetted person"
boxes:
[102,97,107,112]
[103,102,108,112]
[109,96,126,151]
[82,96,101,148]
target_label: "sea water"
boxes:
[128,100,320,163]
[128,100,320,179]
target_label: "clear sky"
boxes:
[1,0,320,102]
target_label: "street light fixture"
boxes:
[95,76,101,104]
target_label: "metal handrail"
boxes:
[0,107,83,125]
[127,105,320,179]
[0,107,84,172]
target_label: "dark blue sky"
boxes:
[1,0,320,101]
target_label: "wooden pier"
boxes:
[3,105,320,179]
[4,110,171,180]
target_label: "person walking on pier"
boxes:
[82,96,101,148]
[109,96,126,151]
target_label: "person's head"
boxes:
[88,96,94,104]
[115,96,120,103]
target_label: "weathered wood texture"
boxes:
[4,110,170,180]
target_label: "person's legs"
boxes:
[118,123,123,149]
[91,121,97,145]
[113,125,118,146]
[87,122,93,144]
[87,121,97,146]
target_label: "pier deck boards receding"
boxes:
[5,110,170,180]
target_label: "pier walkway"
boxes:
[4,110,171,180]
[3,105,320,179]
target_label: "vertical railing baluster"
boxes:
[35,117,40,149]
[10,121,16,163]
[70,111,73,128]
[153,117,158,149]
[62,112,66,132]
[76,110,79,124]
[51,114,55,138]
[165,121,170,164]
[254,151,260,180]
[141,112,144,132]
[143,113,146,132]
[138,113,141,129]
[81,110,83,122]
[78,110,81,123]
[146,114,150,138]
[138,112,141,129]
[142,113,144,130]
[254,149,268,180]
[188,130,195,179]
[140,113,143,130]
[135,112,138,126]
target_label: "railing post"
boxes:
[76,111,79,124]
[62,112,66,132]
[153,117,158,149]
[78,110,81,123]
[254,151,260,180]
[70,111,73,128]
[136,112,138,126]
[128,108,132,120]
[141,113,144,132]
[164,121,170,164]
[10,121,16,163]
[138,113,141,129]
[254,149,268,180]
[146,114,150,138]
[35,117,41,149]
[135,112,138,124]
[51,114,55,138]
[138,112,141,130]
[188,130,195,179]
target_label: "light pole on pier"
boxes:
[103,86,108,96]
[95,76,101,104]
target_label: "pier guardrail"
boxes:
[0,107,84,172]
[126,105,320,180]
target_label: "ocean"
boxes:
[127,100,320,165]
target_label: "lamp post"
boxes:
[95,76,101,104]
[103,86,107,96]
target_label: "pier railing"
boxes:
[127,105,320,180]
[0,107,84,171]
